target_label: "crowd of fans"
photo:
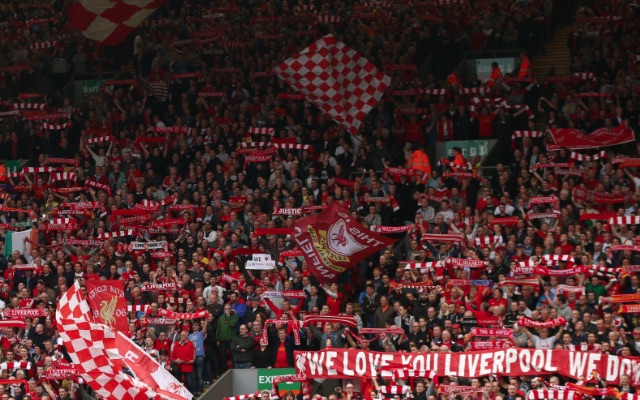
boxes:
[1,0,640,399]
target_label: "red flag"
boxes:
[115,331,193,400]
[292,202,397,283]
[547,124,635,150]
[84,280,129,334]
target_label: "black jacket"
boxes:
[230,335,254,364]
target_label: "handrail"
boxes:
[72,71,123,81]
[463,48,524,60]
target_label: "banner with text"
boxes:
[294,349,640,385]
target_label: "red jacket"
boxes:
[170,340,195,373]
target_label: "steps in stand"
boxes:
[532,25,573,79]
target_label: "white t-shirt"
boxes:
[532,335,556,350]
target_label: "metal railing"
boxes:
[463,48,525,61]
[72,71,123,81]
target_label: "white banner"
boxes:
[245,253,276,270]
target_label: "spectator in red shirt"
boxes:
[170,331,195,394]
[487,288,508,313]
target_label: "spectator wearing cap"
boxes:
[244,294,266,326]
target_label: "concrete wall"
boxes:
[201,369,258,399]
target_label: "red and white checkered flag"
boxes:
[273,34,390,135]
[68,0,166,45]
[57,282,193,400]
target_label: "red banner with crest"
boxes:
[84,280,129,334]
[292,203,396,283]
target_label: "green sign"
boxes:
[5,160,20,172]
[476,57,516,82]
[82,79,104,95]
[257,368,301,395]
[445,140,488,158]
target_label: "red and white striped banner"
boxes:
[29,41,59,50]
[238,141,271,149]
[392,370,437,380]
[589,265,620,277]
[474,236,501,246]
[13,103,46,110]
[22,166,52,174]
[460,87,489,95]
[220,40,246,48]
[570,150,606,162]
[574,72,595,80]
[248,127,275,136]
[316,15,341,23]
[97,230,136,240]
[379,385,410,395]
[527,391,579,400]
[609,216,640,225]
[541,254,573,263]
[294,4,317,15]
[0,361,31,371]
[275,143,313,152]
[565,344,600,352]
[402,261,441,271]
[52,172,77,181]
[223,394,278,400]
[86,136,112,144]
[419,233,465,244]
[127,305,150,313]
[512,130,543,139]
